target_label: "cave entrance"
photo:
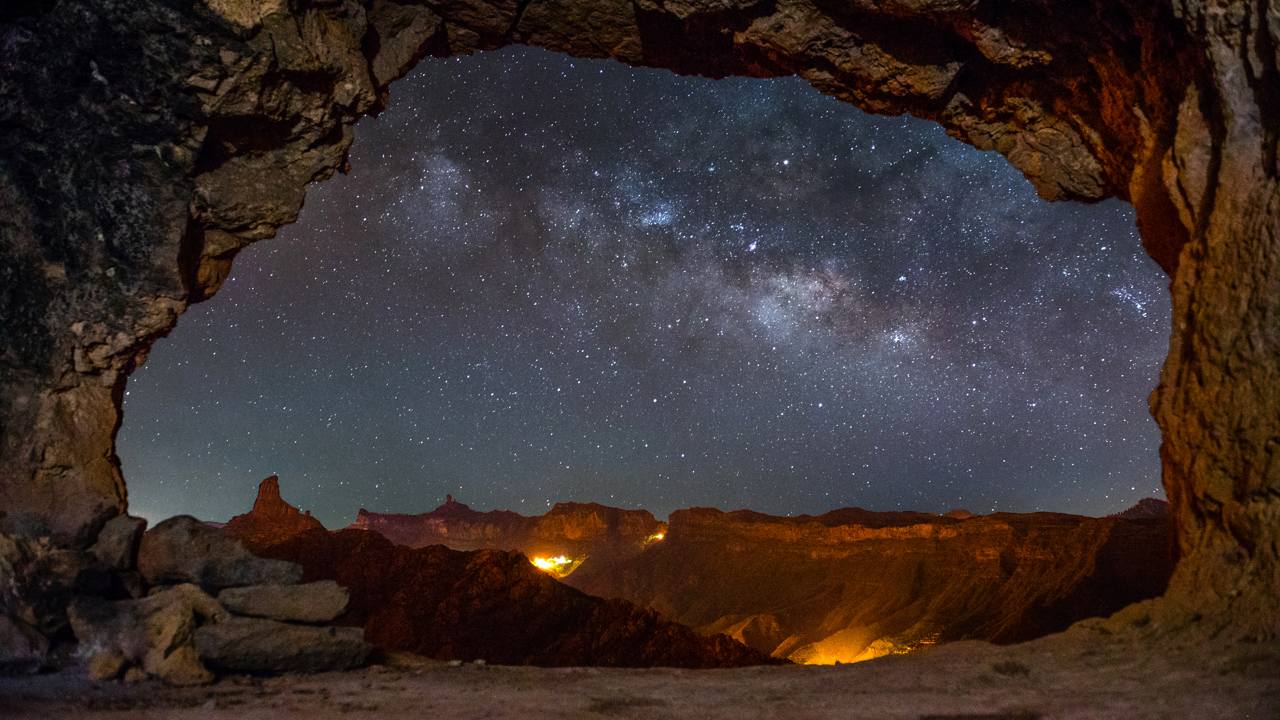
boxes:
[118,48,1168,533]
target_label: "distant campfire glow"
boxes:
[645,530,666,543]
[530,555,583,578]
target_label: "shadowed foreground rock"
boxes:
[216,581,349,624]
[138,516,302,590]
[244,528,778,668]
[2,625,1276,719]
[194,617,368,674]
[68,584,228,686]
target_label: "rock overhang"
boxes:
[0,0,1275,636]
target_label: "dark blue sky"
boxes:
[118,48,1169,527]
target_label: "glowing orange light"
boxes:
[645,530,666,544]
[529,555,581,577]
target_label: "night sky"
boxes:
[119,48,1170,528]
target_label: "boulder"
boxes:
[68,583,228,686]
[193,617,369,674]
[91,516,147,571]
[0,615,48,674]
[216,581,349,623]
[0,532,109,635]
[137,516,302,590]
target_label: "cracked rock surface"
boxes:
[0,0,1276,638]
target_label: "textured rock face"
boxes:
[0,615,47,675]
[138,516,303,589]
[216,581,349,624]
[0,0,1276,636]
[68,583,228,686]
[564,505,1174,662]
[90,515,147,571]
[349,496,665,565]
[193,617,369,674]
[245,528,778,668]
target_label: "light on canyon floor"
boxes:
[530,555,583,578]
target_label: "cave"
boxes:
[0,0,1277,693]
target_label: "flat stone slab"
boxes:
[194,617,369,674]
[217,581,349,623]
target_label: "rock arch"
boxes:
[0,0,1275,635]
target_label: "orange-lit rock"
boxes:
[566,502,1174,663]
[222,476,325,549]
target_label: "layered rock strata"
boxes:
[566,503,1174,662]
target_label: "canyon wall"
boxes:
[339,491,1174,662]
[348,496,665,563]
[0,0,1275,635]
[566,505,1174,662]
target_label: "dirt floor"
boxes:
[3,624,1278,719]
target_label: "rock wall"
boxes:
[348,496,665,563]
[565,505,1174,662]
[0,0,1275,634]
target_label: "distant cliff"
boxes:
[222,476,325,547]
[347,498,666,570]
[349,496,1173,664]
[566,502,1173,663]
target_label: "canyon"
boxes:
[259,478,1174,664]
[226,478,776,668]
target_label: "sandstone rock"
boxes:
[193,617,369,674]
[137,516,302,590]
[0,0,1278,639]
[0,615,48,674]
[91,516,147,571]
[216,581,349,623]
[87,648,127,681]
[0,533,109,636]
[68,583,228,686]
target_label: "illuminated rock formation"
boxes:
[0,0,1276,638]
[223,476,325,549]
[567,504,1175,663]
[348,494,1174,663]
[242,527,779,668]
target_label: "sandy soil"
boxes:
[3,629,1277,719]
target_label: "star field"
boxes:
[118,48,1170,527]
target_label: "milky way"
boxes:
[119,48,1170,526]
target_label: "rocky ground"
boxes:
[2,625,1277,720]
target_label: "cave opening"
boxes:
[117,47,1169,533]
[3,0,1277,705]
